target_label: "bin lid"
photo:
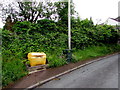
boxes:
[31,52,45,55]
[28,52,46,57]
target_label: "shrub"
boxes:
[12,21,32,35]
[2,18,120,87]
[2,59,27,86]
[37,19,58,34]
[71,19,119,49]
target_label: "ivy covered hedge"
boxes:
[2,18,120,87]
[71,18,119,49]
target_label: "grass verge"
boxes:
[72,44,120,62]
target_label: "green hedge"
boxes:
[71,18,119,49]
[2,18,120,87]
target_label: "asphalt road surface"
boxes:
[35,54,119,88]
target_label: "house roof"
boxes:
[110,16,120,22]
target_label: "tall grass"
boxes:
[72,44,120,62]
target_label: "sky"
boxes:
[73,0,119,24]
[0,0,119,28]
[0,19,4,28]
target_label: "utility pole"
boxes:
[68,0,71,50]
[63,0,72,62]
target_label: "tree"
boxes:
[54,0,77,27]
[3,15,15,31]
[0,0,78,31]
[0,1,19,23]
[0,0,77,22]
[17,2,45,23]
[0,1,59,23]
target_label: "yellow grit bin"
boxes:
[27,52,46,66]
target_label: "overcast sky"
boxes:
[73,0,119,24]
[0,0,119,28]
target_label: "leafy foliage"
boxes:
[71,18,119,49]
[2,59,27,86]
[2,18,120,87]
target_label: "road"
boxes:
[34,54,119,88]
